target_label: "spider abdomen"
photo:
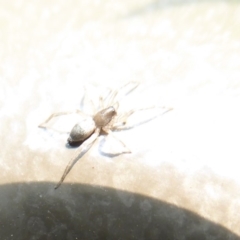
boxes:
[68,117,96,144]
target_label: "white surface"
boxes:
[0,1,240,238]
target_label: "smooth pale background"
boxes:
[0,0,240,239]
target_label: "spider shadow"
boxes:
[65,141,83,149]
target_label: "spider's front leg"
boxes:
[112,106,173,130]
[55,128,101,189]
[105,82,139,109]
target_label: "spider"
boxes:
[39,82,172,189]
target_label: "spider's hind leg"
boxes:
[102,128,131,154]
[38,110,82,129]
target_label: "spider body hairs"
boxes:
[39,82,172,189]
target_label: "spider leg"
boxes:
[118,82,139,99]
[102,128,131,154]
[113,101,119,111]
[109,82,139,107]
[38,110,83,129]
[105,88,119,108]
[82,86,96,114]
[54,128,100,189]
[113,106,173,130]
[99,95,104,109]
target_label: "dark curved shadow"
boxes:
[0,182,239,240]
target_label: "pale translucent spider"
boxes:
[39,82,172,189]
